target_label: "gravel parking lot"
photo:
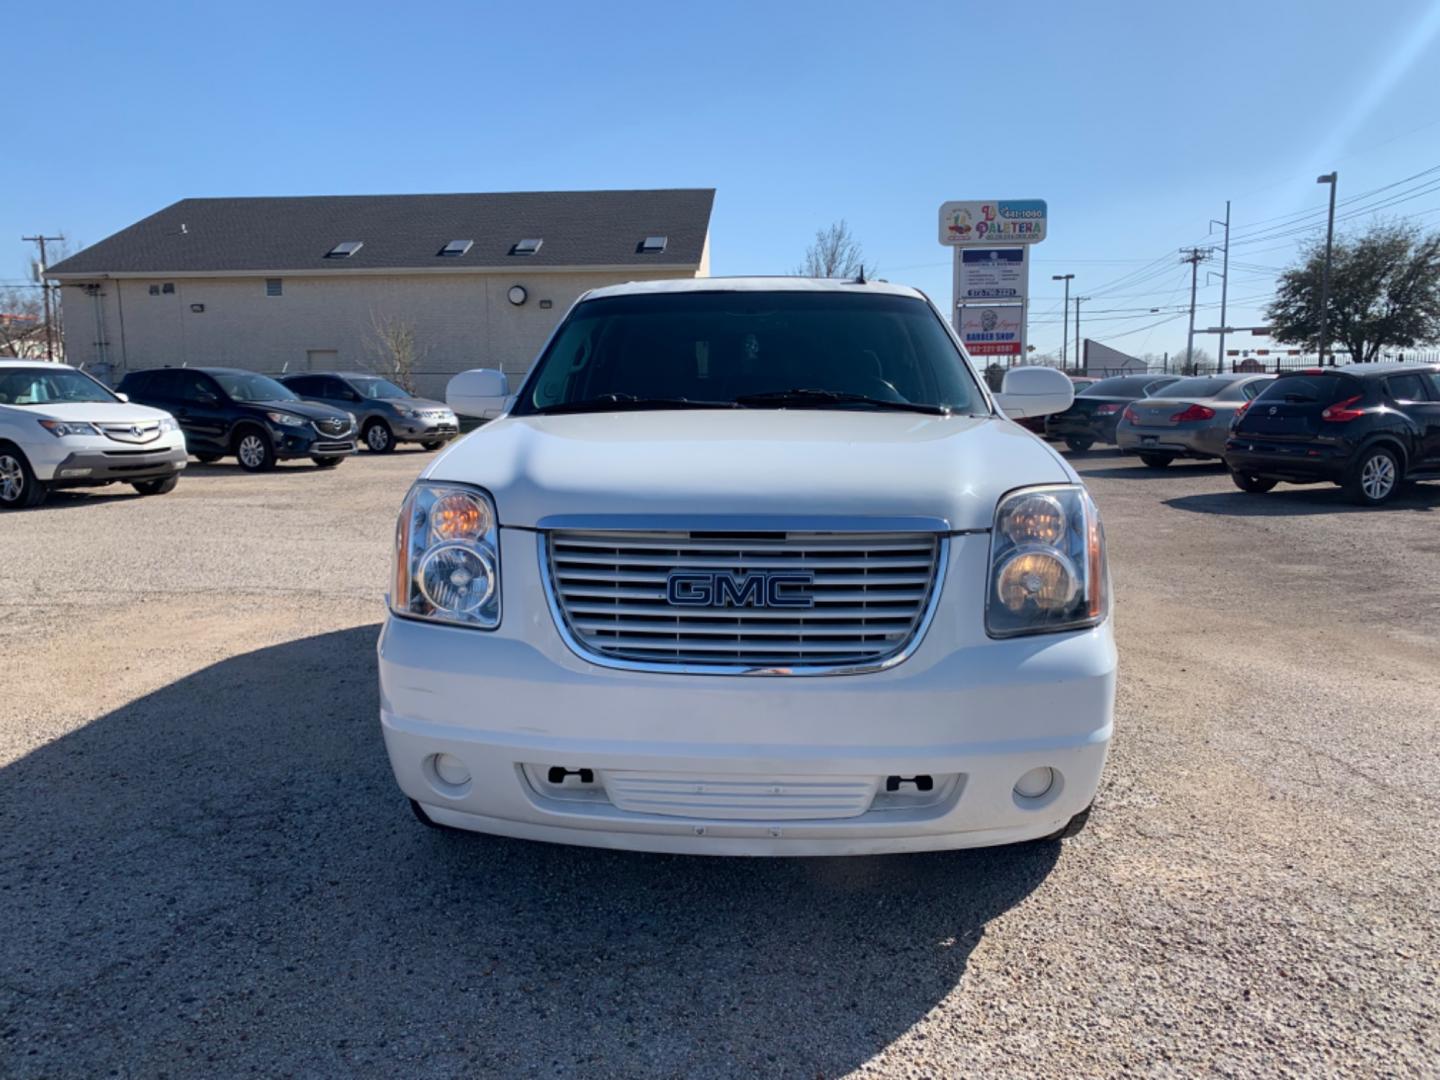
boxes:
[4,448,1439,1077]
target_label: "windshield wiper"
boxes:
[732,388,949,415]
[533,392,742,415]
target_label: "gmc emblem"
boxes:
[666,570,815,609]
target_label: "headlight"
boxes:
[986,485,1107,638]
[266,411,306,427]
[158,417,178,433]
[391,482,500,629]
[38,420,101,438]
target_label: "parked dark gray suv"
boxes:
[279,372,459,453]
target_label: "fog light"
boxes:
[1014,766,1054,799]
[432,753,470,786]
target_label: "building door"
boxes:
[306,349,339,372]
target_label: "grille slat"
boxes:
[545,530,943,673]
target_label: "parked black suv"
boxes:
[1225,364,1440,505]
[1044,374,1182,452]
[117,367,358,471]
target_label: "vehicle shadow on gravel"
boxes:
[1166,484,1440,516]
[1079,462,1229,480]
[1,626,1059,1079]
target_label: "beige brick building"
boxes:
[47,189,713,397]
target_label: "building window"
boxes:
[162,283,175,294]
[439,240,473,257]
[149,285,160,296]
[510,238,542,256]
[640,236,668,253]
[326,241,364,259]
[266,278,283,297]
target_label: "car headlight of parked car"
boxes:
[158,417,178,433]
[38,420,102,438]
[391,482,500,630]
[266,411,307,427]
[986,485,1108,638]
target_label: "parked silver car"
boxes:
[1116,373,1274,466]
[279,372,459,453]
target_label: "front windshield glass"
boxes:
[0,367,117,406]
[212,372,299,402]
[347,376,410,400]
[512,291,987,415]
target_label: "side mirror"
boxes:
[447,369,511,418]
[114,391,129,403]
[993,367,1075,419]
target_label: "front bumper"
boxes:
[396,415,459,442]
[40,443,187,486]
[272,423,357,460]
[379,530,1116,856]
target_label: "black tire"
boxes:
[1343,445,1402,506]
[1044,803,1092,841]
[311,455,345,469]
[0,444,47,509]
[233,427,276,472]
[421,440,446,452]
[194,452,223,464]
[363,419,395,454]
[1138,452,1174,468]
[1065,436,1095,453]
[1231,471,1277,494]
[132,475,179,496]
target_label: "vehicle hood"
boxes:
[394,396,449,411]
[426,410,1074,532]
[23,401,176,423]
[247,399,353,421]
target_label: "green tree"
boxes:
[1267,222,1440,363]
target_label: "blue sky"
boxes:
[7,0,1440,359]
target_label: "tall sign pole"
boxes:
[22,234,64,361]
[939,200,1047,367]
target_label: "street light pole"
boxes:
[1211,201,1230,373]
[1316,172,1338,366]
[1052,274,1073,369]
[21,233,65,362]
[1074,296,1089,372]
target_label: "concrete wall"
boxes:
[58,264,700,398]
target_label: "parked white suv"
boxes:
[0,360,187,509]
[379,279,1114,855]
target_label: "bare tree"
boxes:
[796,220,875,280]
[0,288,47,358]
[366,311,427,393]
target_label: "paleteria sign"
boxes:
[939,200,1047,246]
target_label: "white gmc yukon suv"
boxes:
[379,278,1115,856]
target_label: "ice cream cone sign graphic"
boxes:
[947,209,973,238]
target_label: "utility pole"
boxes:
[1051,274,1074,369]
[1210,201,1231,372]
[1074,296,1089,372]
[1316,172,1338,365]
[1179,247,1213,373]
[21,234,65,361]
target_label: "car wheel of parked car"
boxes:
[311,455,345,469]
[1230,471,1277,494]
[131,476,179,496]
[1065,436,1094,453]
[364,420,395,454]
[234,428,276,472]
[1138,453,1174,468]
[0,445,47,510]
[194,453,222,464]
[421,440,446,452]
[1344,445,1401,506]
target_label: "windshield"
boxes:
[346,376,410,400]
[512,291,987,416]
[1153,377,1231,399]
[1080,376,1167,397]
[212,372,299,402]
[1253,373,1360,405]
[0,367,117,406]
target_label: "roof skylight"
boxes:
[640,236,668,253]
[326,241,364,259]
[439,239,473,257]
[511,238,543,256]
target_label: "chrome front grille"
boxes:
[313,417,351,437]
[544,530,946,674]
[101,422,161,445]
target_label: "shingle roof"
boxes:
[46,189,714,277]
